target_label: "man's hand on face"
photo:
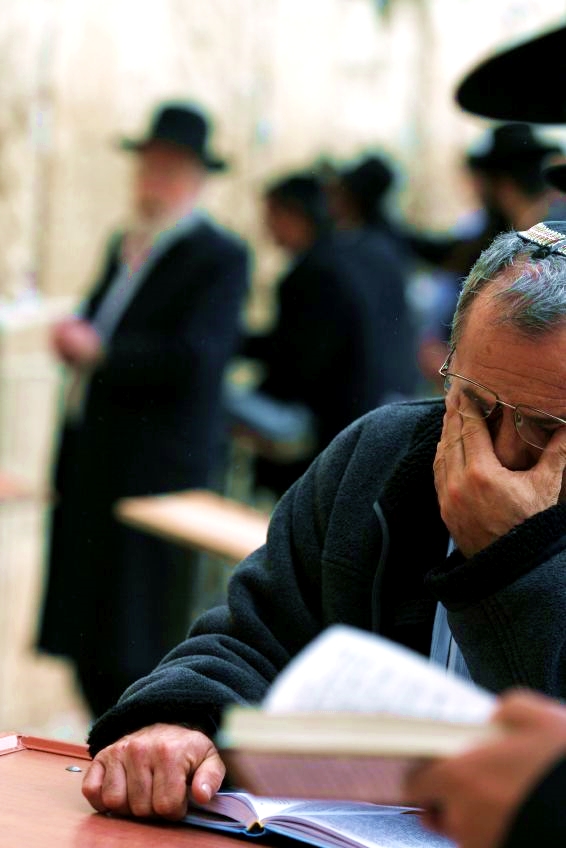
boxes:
[433,399,566,557]
[81,724,226,820]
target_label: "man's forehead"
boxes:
[464,260,539,320]
[457,287,566,379]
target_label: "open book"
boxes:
[217,624,499,805]
[184,790,455,848]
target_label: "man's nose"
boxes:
[489,406,535,470]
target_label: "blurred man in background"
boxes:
[227,171,419,498]
[327,152,414,264]
[37,100,250,718]
[416,122,565,390]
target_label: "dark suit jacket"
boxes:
[243,230,420,493]
[38,217,250,690]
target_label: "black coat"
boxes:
[88,398,566,754]
[243,229,420,491]
[37,218,250,692]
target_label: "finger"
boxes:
[434,408,464,488]
[527,429,566,502]
[495,689,566,727]
[189,753,227,805]
[403,758,442,806]
[120,742,155,818]
[417,804,446,836]
[151,773,190,820]
[540,426,566,469]
[443,376,465,414]
[151,754,195,820]
[458,405,494,456]
[442,402,463,440]
[438,406,464,454]
[85,753,132,816]
[82,759,108,812]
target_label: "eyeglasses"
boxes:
[438,354,566,452]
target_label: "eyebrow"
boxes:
[518,408,566,426]
[449,371,566,423]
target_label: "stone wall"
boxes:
[1,0,565,309]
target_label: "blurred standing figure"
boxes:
[328,152,412,261]
[416,122,565,389]
[234,171,419,498]
[466,122,564,230]
[37,101,250,717]
[328,154,421,391]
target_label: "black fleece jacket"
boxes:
[88,398,566,759]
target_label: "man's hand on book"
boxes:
[81,723,225,820]
[404,689,566,848]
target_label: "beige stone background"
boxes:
[1,0,566,742]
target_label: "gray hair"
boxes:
[450,229,566,347]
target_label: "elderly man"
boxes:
[37,100,250,718]
[79,215,566,830]
[231,171,419,497]
[403,21,566,848]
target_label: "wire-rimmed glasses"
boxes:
[438,354,566,452]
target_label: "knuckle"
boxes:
[100,783,125,810]
[129,797,153,819]
[125,737,149,761]
[153,796,185,819]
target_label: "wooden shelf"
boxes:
[115,489,270,564]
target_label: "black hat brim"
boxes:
[118,136,228,171]
[467,146,563,171]
[455,23,566,124]
[544,163,566,193]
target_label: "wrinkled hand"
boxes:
[82,724,226,820]
[404,690,566,848]
[433,400,566,557]
[51,317,104,368]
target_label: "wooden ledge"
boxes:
[115,489,270,563]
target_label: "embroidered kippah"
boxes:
[517,222,566,257]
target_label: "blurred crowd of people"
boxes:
[36,93,566,723]
[25,14,566,848]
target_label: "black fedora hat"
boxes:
[265,172,332,229]
[455,22,566,124]
[340,154,394,202]
[120,101,227,171]
[466,123,562,171]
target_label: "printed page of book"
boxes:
[262,625,495,723]
[184,792,451,847]
[267,804,454,848]
[185,791,328,831]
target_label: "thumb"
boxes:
[189,750,226,804]
[494,689,566,729]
